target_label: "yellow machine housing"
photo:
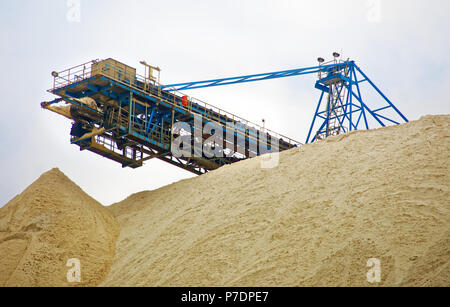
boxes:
[91,58,136,84]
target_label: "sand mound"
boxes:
[101,115,449,286]
[1,115,448,287]
[0,169,119,286]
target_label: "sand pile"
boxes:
[0,115,448,286]
[101,115,449,286]
[0,169,119,286]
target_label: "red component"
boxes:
[182,96,189,107]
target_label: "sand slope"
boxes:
[0,115,449,286]
[101,115,449,286]
[0,169,119,286]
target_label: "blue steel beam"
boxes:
[352,66,370,130]
[355,66,409,123]
[146,109,156,133]
[306,91,325,144]
[163,62,354,91]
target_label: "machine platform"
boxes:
[42,59,300,174]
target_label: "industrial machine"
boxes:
[42,54,408,174]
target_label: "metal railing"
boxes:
[318,58,352,80]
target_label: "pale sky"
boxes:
[1,0,449,206]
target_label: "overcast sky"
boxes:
[1,0,449,206]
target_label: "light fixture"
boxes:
[333,52,340,58]
[51,71,59,77]
[317,57,325,63]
